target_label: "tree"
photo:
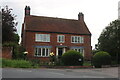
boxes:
[2,5,19,44]
[1,6,24,59]
[96,20,120,63]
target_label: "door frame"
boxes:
[56,47,66,56]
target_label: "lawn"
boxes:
[1,58,34,68]
[83,61,92,66]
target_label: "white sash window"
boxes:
[71,36,84,43]
[34,47,50,57]
[35,34,50,42]
[57,35,65,43]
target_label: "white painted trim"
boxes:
[56,47,58,56]
[63,48,66,54]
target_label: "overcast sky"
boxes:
[1,0,119,49]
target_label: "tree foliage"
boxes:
[2,5,19,44]
[96,20,120,62]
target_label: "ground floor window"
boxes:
[34,47,50,57]
[71,47,84,56]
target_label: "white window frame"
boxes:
[71,36,84,43]
[34,48,50,57]
[35,34,50,42]
[57,35,65,43]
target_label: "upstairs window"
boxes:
[71,36,84,43]
[57,35,65,43]
[35,34,50,42]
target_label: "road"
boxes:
[1,67,118,78]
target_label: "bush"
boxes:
[92,51,111,68]
[2,58,32,68]
[30,59,40,67]
[61,50,84,66]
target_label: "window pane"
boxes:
[75,36,77,43]
[72,36,74,42]
[46,35,48,42]
[81,37,84,43]
[78,49,81,53]
[38,48,41,56]
[62,36,64,42]
[35,48,38,56]
[79,37,81,43]
[39,34,42,41]
[46,49,48,56]
[59,36,61,42]
[81,48,84,53]
[72,36,75,43]
[78,37,80,43]
[61,36,63,42]
[35,34,39,41]
[42,48,45,56]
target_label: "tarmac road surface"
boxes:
[1,67,118,78]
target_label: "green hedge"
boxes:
[61,50,84,66]
[92,51,111,68]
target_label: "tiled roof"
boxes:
[24,15,91,35]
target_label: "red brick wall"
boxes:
[23,31,92,61]
[1,47,12,59]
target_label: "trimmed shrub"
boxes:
[92,51,111,68]
[61,50,84,66]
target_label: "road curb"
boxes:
[40,66,94,69]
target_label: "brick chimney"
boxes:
[78,12,84,21]
[25,6,30,16]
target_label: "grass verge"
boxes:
[1,58,34,68]
[83,61,92,66]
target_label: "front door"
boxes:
[58,48,63,59]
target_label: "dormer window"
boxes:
[57,35,65,43]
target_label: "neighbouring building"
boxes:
[21,6,92,62]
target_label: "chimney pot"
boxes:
[78,12,84,21]
[25,6,30,16]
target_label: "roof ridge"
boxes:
[27,15,78,21]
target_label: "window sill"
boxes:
[71,42,84,44]
[34,56,50,58]
[35,41,50,43]
[57,42,65,43]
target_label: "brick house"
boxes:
[21,6,92,62]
